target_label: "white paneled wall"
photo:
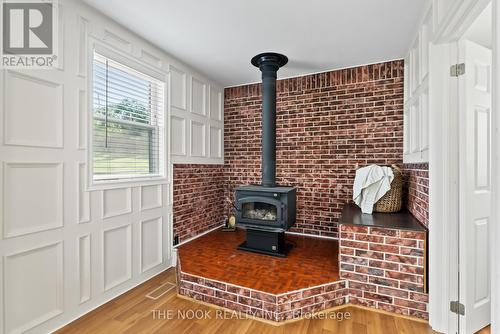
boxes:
[0,0,222,333]
[170,67,224,164]
[4,72,64,148]
[404,7,432,163]
[405,0,485,162]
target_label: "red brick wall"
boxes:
[403,163,429,227]
[339,224,428,319]
[224,60,405,238]
[173,164,225,243]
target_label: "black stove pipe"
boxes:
[251,53,288,188]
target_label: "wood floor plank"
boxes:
[57,268,446,334]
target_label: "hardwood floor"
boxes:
[57,268,438,334]
[177,229,340,294]
[477,326,491,334]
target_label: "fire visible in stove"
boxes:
[242,202,277,221]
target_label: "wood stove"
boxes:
[235,185,296,257]
[235,53,297,257]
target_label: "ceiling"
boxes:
[83,0,428,87]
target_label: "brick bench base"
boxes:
[339,224,429,320]
[177,270,348,322]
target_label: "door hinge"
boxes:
[450,63,465,77]
[450,301,465,315]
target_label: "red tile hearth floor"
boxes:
[177,228,340,294]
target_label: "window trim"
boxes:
[86,41,168,190]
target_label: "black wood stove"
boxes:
[235,53,296,257]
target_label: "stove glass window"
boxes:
[242,202,277,221]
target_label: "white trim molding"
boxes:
[491,1,500,331]
[173,223,225,249]
[428,40,458,333]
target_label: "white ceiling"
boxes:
[83,0,428,87]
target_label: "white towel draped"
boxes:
[353,165,394,214]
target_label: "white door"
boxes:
[458,39,492,334]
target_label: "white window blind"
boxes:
[92,52,165,182]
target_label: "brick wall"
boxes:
[173,164,225,243]
[403,163,429,227]
[172,61,430,242]
[224,60,404,238]
[339,224,428,319]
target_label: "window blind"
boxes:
[92,52,165,181]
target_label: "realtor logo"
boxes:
[1,0,58,68]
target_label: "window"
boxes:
[92,51,165,183]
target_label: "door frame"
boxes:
[429,0,500,333]
[429,0,498,332]
[429,39,459,333]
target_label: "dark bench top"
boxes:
[339,203,427,232]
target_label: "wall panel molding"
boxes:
[3,241,64,334]
[3,162,64,238]
[170,66,187,110]
[171,116,186,156]
[78,234,91,304]
[4,71,64,148]
[404,7,431,163]
[78,163,91,223]
[103,224,132,291]
[191,77,207,116]
[190,120,206,157]
[77,89,87,150]
[209,126,222,158]
[209,86,223,121]
[170,69,224,164]
[140,217,163,273]
[140,49,163,69]
[103,29,132,52]
[77,15,89,77]
[140,185,162,211]
[101,188,132,219]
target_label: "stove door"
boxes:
[236,196,284,228]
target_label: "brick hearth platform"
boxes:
[176,229,348,321]
[177,223,428,322]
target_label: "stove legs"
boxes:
[237,228,292,257]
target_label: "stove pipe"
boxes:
[251,53,288,187]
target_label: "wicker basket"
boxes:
[373,165,403,213]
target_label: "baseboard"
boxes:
[173,226,337,249]
[348,304,429,324]
[51,265,173,333]
[285,230,337,240]
[173,223,225,248]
